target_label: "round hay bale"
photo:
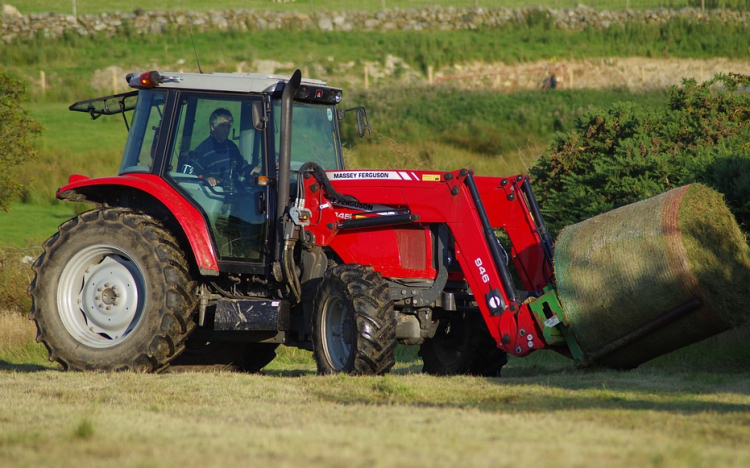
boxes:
[554,184,750,369]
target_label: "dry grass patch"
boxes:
[1,359,749,468]
[0,311,47,369]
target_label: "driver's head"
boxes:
[209,108,233,143]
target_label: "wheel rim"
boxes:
[57,245,145,348]
[321,295,354,371]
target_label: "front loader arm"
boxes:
[303,168,568,357]
[442,170,553,356]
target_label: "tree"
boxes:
[0,72,42,210]
[530,73,750,234]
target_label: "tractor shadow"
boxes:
[0,360,53,372]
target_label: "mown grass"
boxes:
[0,336,749,468]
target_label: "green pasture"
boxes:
[0,203,75,249]
[2,14,748,105]
[10,87,666,214]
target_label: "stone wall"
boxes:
[2,5,749,43]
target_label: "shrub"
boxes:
[0,73,42,210]
[0,249,34,313]
[530,73,750,234]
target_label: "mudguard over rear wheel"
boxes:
[29,208,197,372]
[420,312,507,377]
[312,264,396,375]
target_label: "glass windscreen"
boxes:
[272,101,343,171]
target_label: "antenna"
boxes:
[188,28,203,74]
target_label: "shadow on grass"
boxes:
[304,367,750,415]
[262,368,316,377]
[0,360,55,372]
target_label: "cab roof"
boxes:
[126,70,336,95]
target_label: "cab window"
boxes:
[165,95,268,263]
[119,89,167,174]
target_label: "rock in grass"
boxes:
[554,184,750,369]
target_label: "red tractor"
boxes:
[29,69,576,375]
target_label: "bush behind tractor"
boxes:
[29,69,748,375]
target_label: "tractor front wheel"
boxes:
[312,264,396,375]
[419,313,507,377]
[29,208,197,372]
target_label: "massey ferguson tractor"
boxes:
[29,69,735,375]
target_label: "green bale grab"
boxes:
[554,184,750,369]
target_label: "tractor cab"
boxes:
[71,71,348,270]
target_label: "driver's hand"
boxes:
[206,177,219,186]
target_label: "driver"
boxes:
[192,108,251,187]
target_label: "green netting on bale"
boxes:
[554,184,750,369]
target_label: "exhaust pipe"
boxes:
[276,69,302,228]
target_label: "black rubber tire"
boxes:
[419,312,507,377]
[29,207,197,372]
[312,264,396,375]
[171,340,278,372]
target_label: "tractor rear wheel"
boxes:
[29,208,197,372]
[312,264,396,375]
[419,313,507,377]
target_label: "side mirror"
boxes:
[252,101,267,130]
[340,106,371,138]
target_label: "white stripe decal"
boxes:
[398,171,412,180]
[327,171,405,180]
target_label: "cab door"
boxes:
[163,92,273,273]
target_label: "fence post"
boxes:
[428,65,433,85]
[40,70,46,95]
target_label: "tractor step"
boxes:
[213,298,291,332]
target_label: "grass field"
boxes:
[1,309,749,468]
[2,3,750,465]
[3,11,749,105]
[0,203,75,248]
[1,370,749,468]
